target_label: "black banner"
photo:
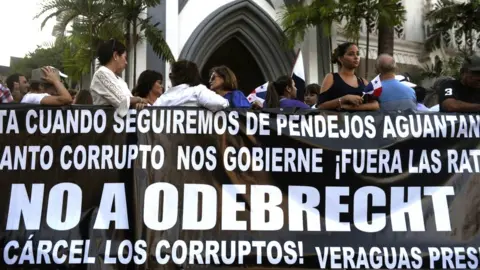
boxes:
[1,105,479,269]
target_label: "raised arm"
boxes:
[40,67,73,106]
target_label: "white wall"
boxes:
[403,0,425,43]
[178,0,278,54]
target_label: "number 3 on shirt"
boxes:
[444,88,453,96]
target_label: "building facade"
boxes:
[132,0,429,91]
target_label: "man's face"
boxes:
[18,76,29,93]
[464,70,480,89]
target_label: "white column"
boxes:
[134,10,148,87]
[164,0,179,89]
[302,27,319,84]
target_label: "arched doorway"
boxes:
[179,0,295,93]
[201,38,264,94]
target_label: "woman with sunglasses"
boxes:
[90,39,149,116]
[209,66,250,108]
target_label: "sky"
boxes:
[0,0,55,67]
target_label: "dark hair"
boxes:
[73,90,93,105]
[68,89,77,97]
[133,70,163,98]
[305,83,321,95]
[6,73,23,91]
[30,82,41,91]
[209,66,238,91]
[414,86,426,103]
[97,39,127,66]
[265,75,293,108]
[170,60,202,87]
[331,42,356,67]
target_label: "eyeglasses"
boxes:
[209,74,221,82]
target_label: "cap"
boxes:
[462,55,480,71]
[30,66,68,84]
[395,74,417,88]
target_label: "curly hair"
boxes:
[331,42,357,67]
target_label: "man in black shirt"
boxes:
[437,54,480,112]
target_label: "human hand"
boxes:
[251,100,263,109]
[41,67,60,84]
[343,94,363,106]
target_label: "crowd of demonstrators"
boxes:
[1,38,479,115]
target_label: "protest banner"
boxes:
[1,105,480,269]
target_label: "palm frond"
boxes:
[142,21,175,63]
[280,0,338,48]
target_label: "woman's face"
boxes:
[304,92,318,106]
[209,72,224,91]
[114,51,128,72]
[339,45,360,69]
[286,80,297,98]
[152,80,164,97]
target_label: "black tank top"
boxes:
[318,73,367,104]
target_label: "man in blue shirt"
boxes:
[376,54,417,112]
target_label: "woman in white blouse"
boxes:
[153,60,229,111]
[90,39,148,117]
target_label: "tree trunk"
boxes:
[377,25,395,56]
[329,35,334,73]
[365,31,370,79]
[125,23,131,87]
[365,0,370,79]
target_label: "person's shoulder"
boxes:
[192,84,211,94]
[437,78,459,90]
[92,66,114,79]
[288,99,310,108]
[21,93,50,104]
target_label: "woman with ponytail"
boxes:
[317,42,379,111]
[264,75,310,109]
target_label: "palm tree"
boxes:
[375,0,406,55]
[36,0,119,79]
[281,0,405,77]
[105,0,175,86]
[425,0,480,54]
[280,0,339,49]
[36,0,174,86]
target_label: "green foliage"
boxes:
[280,0,339,48]
[10,42,66,77]
[420,52,467,80]
[425,0,480,53]
[280,0,406,49]
[36,0,173,81]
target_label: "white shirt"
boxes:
[21,93,50,104]
[153,84,229,112]
[90,66,132,117]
